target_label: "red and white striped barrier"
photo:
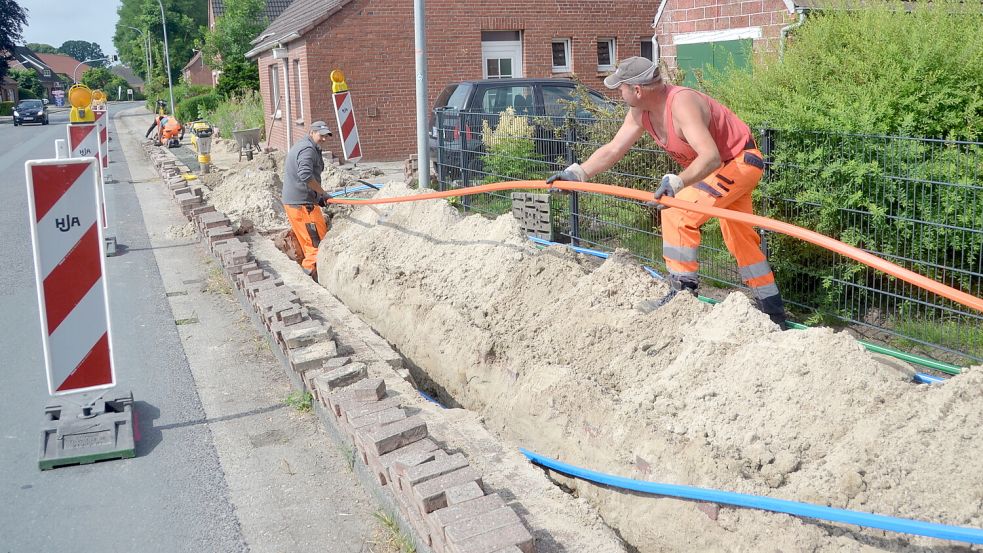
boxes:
[94,107,109,168]
[25,158,116,396]
[68,123,107,228]
[332,89,362,163]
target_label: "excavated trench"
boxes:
[311,182,983,553]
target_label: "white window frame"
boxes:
[551,39,572,73]
[269,64,280,115]
[293,58,304,120]
[597,38,616,71]
[43,69,51,77]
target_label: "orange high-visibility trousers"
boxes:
[284,204,328,274]
[660,148,784,316]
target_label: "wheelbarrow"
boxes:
[231,127,262,161]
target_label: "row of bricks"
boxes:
[143,143,533,553]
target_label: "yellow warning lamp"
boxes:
[330,70,348,93]
[68,84,94,123]
[92,89,106,106]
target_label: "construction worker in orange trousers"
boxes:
[547,56,787,329]
[282,121,333,280]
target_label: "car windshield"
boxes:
[19,100,42,109]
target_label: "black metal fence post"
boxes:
[436,111,445,192]
[565,117,580,246]
[758,126,773,258]
[461,111,471,210]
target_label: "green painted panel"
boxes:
[676,39,752,87]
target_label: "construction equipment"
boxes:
[190,120,214,174]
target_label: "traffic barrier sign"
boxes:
[93,107,109,168]
[331,70,362,163]
[67,122,116,257]
[24,158,116,396]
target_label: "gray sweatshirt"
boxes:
[281,136,325,205]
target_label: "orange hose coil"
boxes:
[328,180,983,314]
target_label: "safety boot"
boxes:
[756,296,788,330]
[636,277,698,314]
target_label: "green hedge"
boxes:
[175,93,221,123]
[0,101,13,116]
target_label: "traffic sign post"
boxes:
[330,70,363,164]
[24,157,134,470]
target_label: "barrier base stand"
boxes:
[39,391,135,471]
[105,236,117,257]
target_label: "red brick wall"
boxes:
[257,0,794,159]
[183,60,214,87]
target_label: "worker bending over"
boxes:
[145,113,184,147]
[547,56,787,329]
[281,121,333,280]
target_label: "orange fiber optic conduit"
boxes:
[328,180,983,314]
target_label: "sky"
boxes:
[18,0,120,57]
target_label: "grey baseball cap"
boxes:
[603,56,660,89]
[310,120,333,136]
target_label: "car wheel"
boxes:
[13,121,18,126]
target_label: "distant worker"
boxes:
[547,57,787,329]
[145,113,184,147]
[282,121,333,280]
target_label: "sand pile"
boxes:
[317,182,983,552]
[202,161,287,232]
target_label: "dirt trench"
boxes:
[316,182,983,553]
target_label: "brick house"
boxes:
[1,76,18,103]
[35,52,91,83]
[246,0,804,160]
[182,51,214,86]
[9,47,65,102]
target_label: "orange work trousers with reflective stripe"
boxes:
[284,204,328,273]
[660,148,780,303]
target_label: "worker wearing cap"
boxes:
[282,121,333,279]
[547,56,787,329]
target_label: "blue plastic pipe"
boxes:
[521,448,983,544]
[528,236,665,281]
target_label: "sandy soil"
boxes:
[316,182,983,553]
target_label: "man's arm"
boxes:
[671,91,721,186]
[579,110,646,179]
[296,146,327,196]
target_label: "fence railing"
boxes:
[433,109,983,365]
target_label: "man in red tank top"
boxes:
[547,56,787,329]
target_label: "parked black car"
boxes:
[429,78,613,183]
[13,99,49,126]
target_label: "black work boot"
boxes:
[756,295,788,330]
[637,277,698,314]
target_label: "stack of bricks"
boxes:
[315,369,536,553]
[140,142,535,553]
[404,154,420,182]
[510,193,553,241]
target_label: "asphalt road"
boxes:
[0,103,246,551]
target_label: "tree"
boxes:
[80,67,116,90]
[202,0,265,96]
[27,42,58,54]
[58,40,107,66]
[216,56,259,97]
[8,67,43,98]
[0,0,28,80]
[113,0,207,84]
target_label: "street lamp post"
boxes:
[124,25,152,82]
[156,0,175,116]
[73,58,111,83]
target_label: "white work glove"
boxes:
[649,174,684,210]
[546,163,588,193]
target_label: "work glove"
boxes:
[545,163,588,193]
[647,174,684,211]
[315,193,329,208]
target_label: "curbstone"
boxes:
[366,415,428,457]
[353,377,386,401]
[411,466,483,515]
[320,362,368,391]
[427,494,506,545]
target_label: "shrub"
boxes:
[0,101,13,116]
[480,107,550,181]
[175,92,221,123]
[203,90,265,138]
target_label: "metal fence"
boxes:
[433,109,983,365]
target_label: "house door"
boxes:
[481,31,523,79]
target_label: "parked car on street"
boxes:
[13,99,49,126]
[429,78,613,183]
